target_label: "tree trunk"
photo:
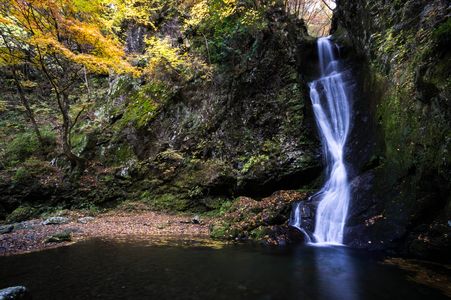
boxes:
[10,68,45,149]
[59,93,86,174]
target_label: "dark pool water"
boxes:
[0,239,448,300]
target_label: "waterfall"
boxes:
[309,37,351,245]
[289,202,312,243]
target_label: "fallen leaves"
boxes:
[0,211,214,256]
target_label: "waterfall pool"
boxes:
[0,239,447,299]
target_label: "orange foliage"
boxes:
[0,0,136,75]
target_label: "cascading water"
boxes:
[289,202,312,243]
[309,37,351,245]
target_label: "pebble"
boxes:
[192,215,201,224]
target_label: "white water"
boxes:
[310,37,351,245]
[289,202,312,243]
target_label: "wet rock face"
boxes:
[335,0,450,261]
[125,22,151,54]
[291,199,318,234]
[344,171,408,250]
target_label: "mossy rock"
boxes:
[2,129,56,167]
[12,158,57,184]
[44,231,72,243]
[210,191,307,241]
[6,206,37,223]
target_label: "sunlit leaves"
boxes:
[102,0,163,32]
[141,36,211,82]
[0,0,135,75]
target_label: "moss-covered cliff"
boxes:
[333,0,450,260]
[111,5,321,211]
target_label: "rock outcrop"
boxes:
[107,4,322,211]
[333,0,450,261]
[211,190,309,245]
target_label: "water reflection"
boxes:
[312,246,359,300]
[0,239,447,300]
[288,245,359,300]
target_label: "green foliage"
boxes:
[0,110,25,144]
[103,0,173,32]
[142,36,210,81]
[71,132,88,157]
[75,202,103,216]
[184,0,269,64]
[249,226,269,239]
[106,144,137,166]
[218,200,233,215]
[210,222,234,239]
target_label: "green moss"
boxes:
[109,76,137,100]
[218,199,233,214]
[100,143,137,166]
[12,157,56,184]
[3,128,56,166]
[157,149,184,162]
[433,18,451,48]
[75,203,102,216]
[241,154,270,174]
[6,206,37,223]
[199,198,232,216]
[13,167,29,183]
[376,72,449,179]
[145,193,190,211]
[118,82,173,128]
[70,132,88,156]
